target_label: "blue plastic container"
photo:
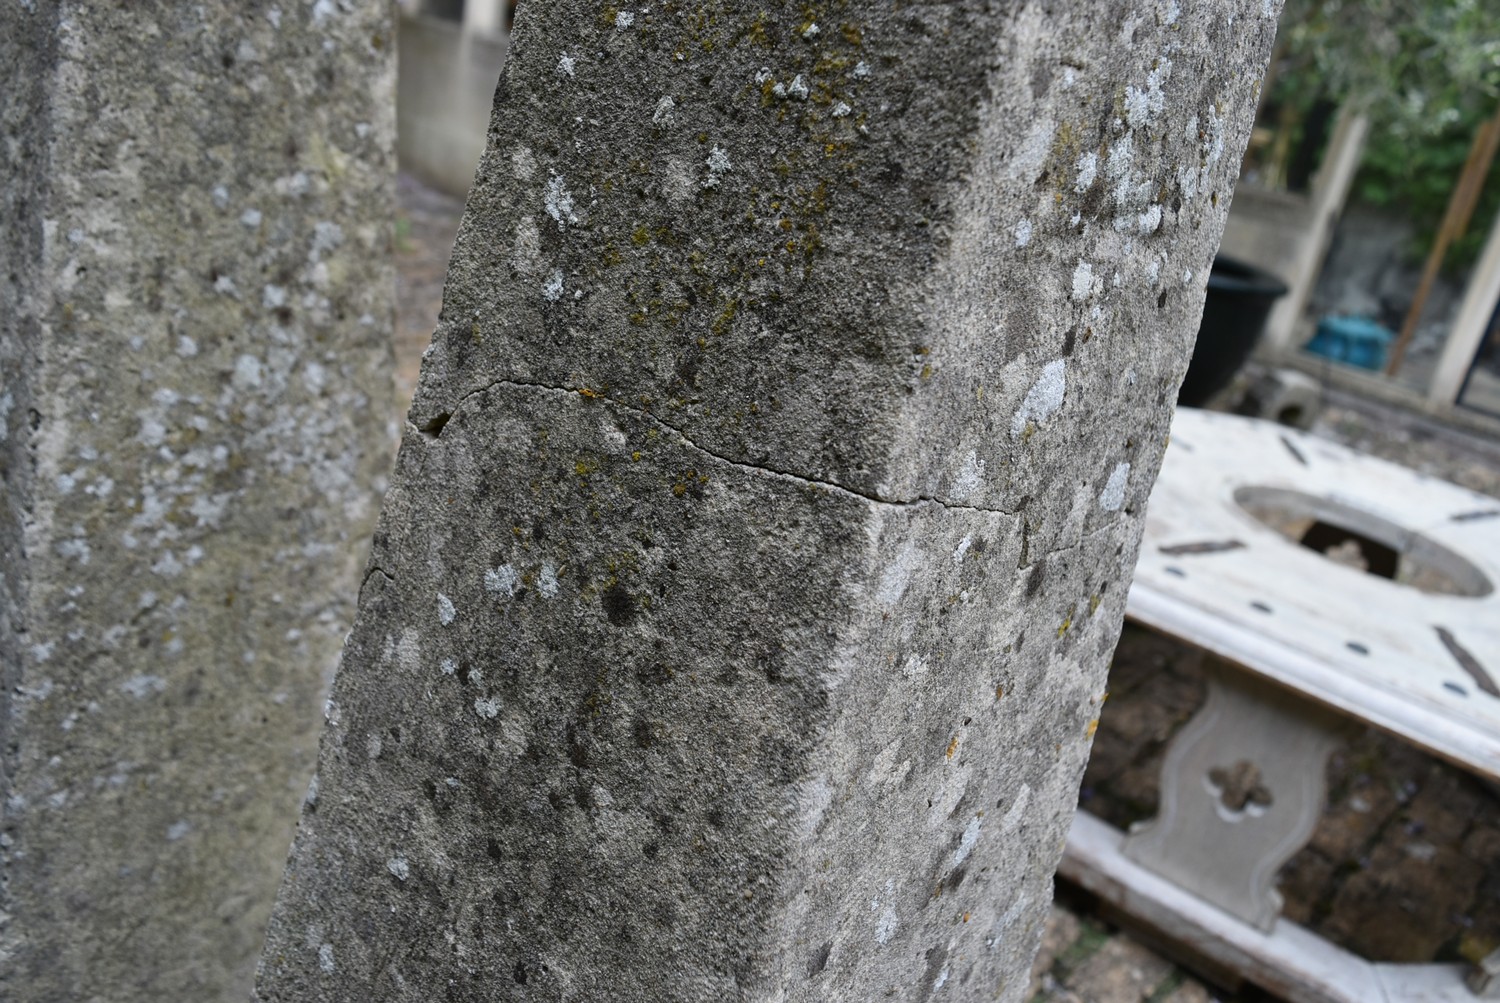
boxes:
[1305,315,1395,371]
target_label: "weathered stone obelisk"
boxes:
[258,2,1279,1000]
[1,4,395,1000]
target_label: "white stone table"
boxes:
[1062,408,1500,1003]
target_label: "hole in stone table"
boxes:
[1165,566,1186,578]
[1444,681,1469,697]
[1346,641,1370,655]
[1234,486,1494,598]
[1250,600,1273,614]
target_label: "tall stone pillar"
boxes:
[258,2,1279,1000]
[0,4,395,1000]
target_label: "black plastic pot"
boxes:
[1177,255,1289,406]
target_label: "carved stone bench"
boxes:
[1063,408,1500,1003]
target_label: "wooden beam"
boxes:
[1429,208,1500,406]
[1386,104,1500,376]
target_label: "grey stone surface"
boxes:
[257,2,1278,1000]
[1,4,396,1000]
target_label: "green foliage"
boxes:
[1276,0,1500,269]
[1355,101,1500,269]
[1280,0,1499,126]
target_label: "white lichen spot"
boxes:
[121,674,167,699]
[933,966,950,991]
[0,391,12,441]
[239,208,262,228]
[871,879,901,945]
[538,563,560,598]
[213,274,238,296]
[262,284,287,309]
[232,354,264,390]
[305,773,319,806]
[1011,360,1067,438]
[475,697,501,719]
[1204,105,1226,165]
[952,451,985,501]
[876,541,921,606]
[954,815,983,865]
[798,775,834,837]
[311,220,343,255]
[952,536,973,567]
[542,269,565,302]
[1165,1,1181,26]
[512,216,541,275]
[513,146,537,181]
[1071,260,1093,301]
[18,679,53,704]
[754,67,773,84]
[831,101,852,118]
[1100,462,1131,512]
[1106,133,1133,184]
[615,9,634,29]
[1183,268,1193,285]
[652,95,675,127]
[318,943,336,974]
[437,593,457,625]
[544,174,579,228]
[1138,204,1162,234]
[853,60,870,78]
[787,74,810,101]
[704,145,732,188]
[661,156,696,204]
[867,738,912,789]
[1147,259,1162,286]
[486,564,520,596]
[386,856,410,881]
[441,658,457,675]
[1014,218,1032,248]
[999,783,1033,836]
[557,52,576,77]
[801,21,820,38]
[1074,151,1098,192]
[166,819,191,841]
[1125,58,1172,128]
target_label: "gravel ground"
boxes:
[393,172,1500,1003]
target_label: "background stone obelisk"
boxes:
[1,4,395,1000]
[258,2,1279,1000]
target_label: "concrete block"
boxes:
[256,2,1280,999]
[1235,367,1322,429]
[0,4,396,999]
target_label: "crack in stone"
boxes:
[419,377,1019,518]
[359,564,396,594]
